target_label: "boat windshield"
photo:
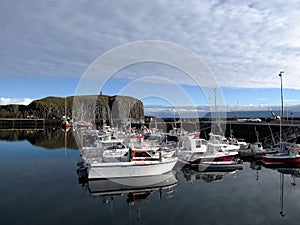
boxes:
[103,142,125,149]
[134,151,152,158]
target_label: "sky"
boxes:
[1,0,300,111]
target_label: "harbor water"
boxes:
[1,129,300,225]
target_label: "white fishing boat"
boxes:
[177,134,208,162]
[208,133,240,152]
[79,128,178,179]
[80,128,129,163]
[176,133,239,167]
[99,131,129,161]
[86,149,178,179]
[230,138,249,149]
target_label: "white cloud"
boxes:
[1,0,300,89]
[0,97,33,105]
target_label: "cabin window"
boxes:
[195,140,201,148]
[103,143,123,150]
[135,151,151,158]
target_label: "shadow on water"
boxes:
[0,127,78,149]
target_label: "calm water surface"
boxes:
[1,129,300,225]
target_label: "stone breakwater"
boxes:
[144,118,300,148]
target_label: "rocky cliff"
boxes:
[0,95,144,123]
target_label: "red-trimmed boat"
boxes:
[261,143,300,167]
[262,72,300,167]
[176,133,241,169]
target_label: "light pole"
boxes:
[279,71,284,143]
[236,100,239,119]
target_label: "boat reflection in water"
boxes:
[77,168,177,205]
[277,167,300,180]
[265,166,300,217]
[182,164,242,183]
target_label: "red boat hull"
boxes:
[261,155,300,166]
[190,155,236,166]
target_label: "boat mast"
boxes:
[279,71,284,144]
[280,173,285,217]
[212,88,217,134]
[64,97,66,120]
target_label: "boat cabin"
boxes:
[130,149,161,161]
[182,138,208,153]
[275,142,295,154]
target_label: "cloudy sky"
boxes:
[1,0,300,109]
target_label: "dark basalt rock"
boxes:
[0,95,144,124]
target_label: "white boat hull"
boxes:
[88,157,178,179]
